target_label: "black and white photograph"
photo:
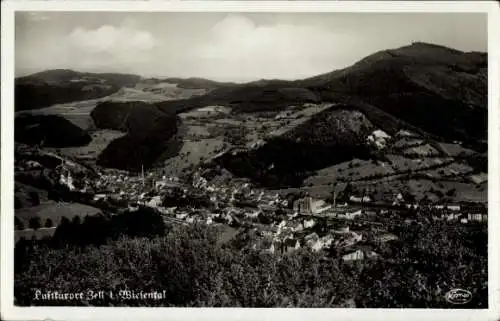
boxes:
[1,1,499,320]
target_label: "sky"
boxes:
[15,12,487,82]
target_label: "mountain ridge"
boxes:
[15,42,488,180]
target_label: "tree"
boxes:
[15,197,22,209]
[28,217,41,230]
[13,220,487,308]
[342,183,353,199]
[111,207,166,238]
[51,216,72,246]
[15,217,24,230]
[44,218,53,228]
[224,125,249,146]
[72,216,82,225]
[446,188,457,197]
[404,192,416,204]
[29,191,40,206]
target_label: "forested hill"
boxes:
[15,70,142,111]
[157,42,487,144]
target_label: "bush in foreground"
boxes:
[14,221,487,308]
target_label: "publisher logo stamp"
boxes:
[445,289,472,305]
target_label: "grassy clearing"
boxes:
[386,155,452,172]
[107,88,172,102]
[392,138,425,149]
[403,144,440,156]
[346,177,486,204]
[15,201,102,228]
[16,99,102,130]
[439,143,476,157]
[304,159,395,186]
[425,162,474,179]
[45,130,126,162]
[135,82,208,100]
[162,138,226,177]
[438,181,487,203]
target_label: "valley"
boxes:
[13,42,488,308]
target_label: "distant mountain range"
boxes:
[15,42,487,181]
[15,70,142,111]
[156,42,486,143]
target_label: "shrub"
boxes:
[28,217,41,230]
[110,207,166,239]
[224,125,249,146]
[29,191,40,206]
[446,188,457,197]
[44,218,53,228]
[14,221,487,308]
[15,217,25,230]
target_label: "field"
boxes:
[134,82,209,99]
[403,144,440,156]
[304,159,396,186]
[178,106,231,119]
[16,98,103,130]
[386,155,453,172]
[16,80,210,131]
[470,173,488,185]
[45,130,126,163]
[161,138,227,176]
[15,201,102,228]
[15,182,50,209]
[15,80,216,169]
[296,152,483,204]
[345,177,486,204]
[434,181,487,203]
[171,99,488,205]
[268,103,333,137]
[424,162,474,179]
[392,138,425,149]
[438,142,476,157]
[106,87,175,102]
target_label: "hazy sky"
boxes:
[15,12,487,82]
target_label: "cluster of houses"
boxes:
[191,171,286,208]
[90,170,185,205]
[248,215,399,262]
[103,172,390,262]
[16,139,487,264]
[28,158,487,256]
[341,191,487,224]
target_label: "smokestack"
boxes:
[333,191,336,208]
